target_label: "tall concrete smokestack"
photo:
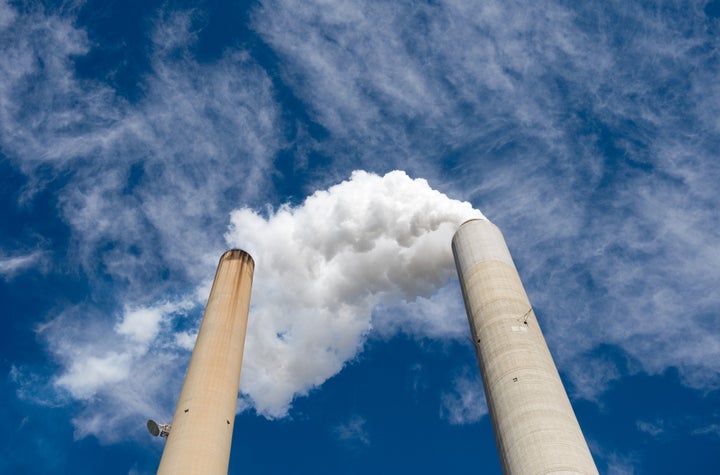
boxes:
[452,219,597,474]
[156,249,254,475]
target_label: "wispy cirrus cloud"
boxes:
[636,420,664,438]
[1,3,281,441]
[333,415,371,447]
[0,250,44,279]
[4,0,720,451]
[252,0,720,400]
[440,369,488,425]
[1,5,281,289]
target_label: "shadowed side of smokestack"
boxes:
[452,219,597,475]
[156,249,254,475]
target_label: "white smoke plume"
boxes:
[226,170,484,417]
[28,169,481,440]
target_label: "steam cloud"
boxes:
[35,169,483,439]
[226,170,484,416]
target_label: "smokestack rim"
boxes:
[219,248,255,268]
[453,217,496,242]
[456,217,489,229]
[452,218,513,270]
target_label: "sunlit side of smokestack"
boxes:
[452,219,597,474]
[156,250,254,475]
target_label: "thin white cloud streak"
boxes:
[605,457,639,475]
[333,415,370,447]
[440,370,488,425]
[226,170,484,417]
[0,251,43,279]
[693,424,720,438]
[636,420,664,438]
[587,439,641,475]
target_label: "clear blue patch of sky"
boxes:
[0,380,71,474]
[230,336,503,475]
[0,156,90,364]
[0,375,160,474]
[0,156,72,250]
[707,0,720,18]
[577,364,720,473]
[72,0,161,103]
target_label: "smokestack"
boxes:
[156,250,254,475]
[452,219,597,474]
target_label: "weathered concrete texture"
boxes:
[157,250,254,475]
[452,219,598,475]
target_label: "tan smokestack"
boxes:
[452,219,597,474]
[156,249,254,475]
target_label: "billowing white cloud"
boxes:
[115,303,187,347]
[36,299,196,441]
[226,170,484,417]
[48,300,193,401]
[55,352,132,400]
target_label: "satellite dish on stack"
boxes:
[147,419,160,437]
[147,419,171,438]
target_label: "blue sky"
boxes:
[1,0,719,473]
